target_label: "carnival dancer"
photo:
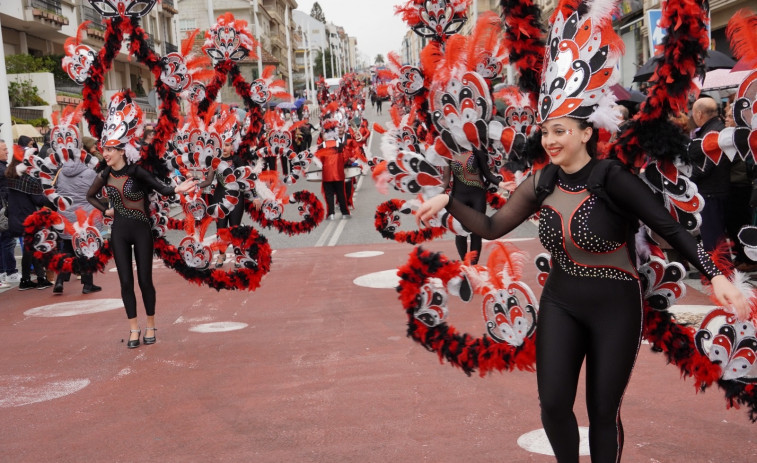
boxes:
[441,146,507,264]
[313,136,352,220]
[86,92,197,348]
[416,0,750,460]
[197,109,247,268]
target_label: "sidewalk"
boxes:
[1,238,755,462]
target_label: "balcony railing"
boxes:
[82,5,105,31]
[11,107,45,121]
[162,0,178,14]
[29,0,62,15]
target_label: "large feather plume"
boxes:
[727,9,757,65]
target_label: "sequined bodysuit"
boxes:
[446,158,720,461]
[87,165,176,320]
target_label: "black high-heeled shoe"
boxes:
[143,327,157,345]
[127,329,141,349]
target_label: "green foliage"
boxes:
[374,54,385,64]
[11,116,50,127]
[8,80,49,107]
[313,49,336,79]
[6,53,68,82]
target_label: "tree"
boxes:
[374,54,385,65]
[313,49,335,79]
[310,2,326,23]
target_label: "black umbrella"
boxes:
[610,84,645,106]
[632,50,736,82]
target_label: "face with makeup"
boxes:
[222,140,234,157]
[103,146,126,170]
[540,117,593,174]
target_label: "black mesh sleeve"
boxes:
[134,166,176,197]
[605,165,722,280]
[86,171,108,213]
[446,174,539,240]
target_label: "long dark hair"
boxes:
[5,154,21,179]
[577,119,599,157]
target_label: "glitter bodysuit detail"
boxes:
[105,172,150,223]
[539,182,637,280]
[450,150,486,189]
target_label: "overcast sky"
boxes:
[295,1,410,63]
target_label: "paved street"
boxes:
[1,104,756,462]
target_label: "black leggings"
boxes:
[111,219,156,320]
[537,268,643,463]
[451,182,487,264]
[214,185,244,229]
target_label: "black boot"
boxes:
[81,273,101,294]
[53,274,65,294]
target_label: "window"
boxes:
[179,18,197,33]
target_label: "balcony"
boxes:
[81,5,106,39]
[30,0,61,14]
[271,34,286,51]
[162,0,178,14]
[27,0,69,27]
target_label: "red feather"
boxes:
[727,9,757,64]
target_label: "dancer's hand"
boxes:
[711,275,751,320]
[416,194,449,227]
[499,181,516,192]
[175,178,197,194]
[105,208,114,218]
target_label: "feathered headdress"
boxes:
[49,103,84,162]
[101,90,144,164]
[249,66,291,106]
[714,9,757,164]
[395,0,472,42]
[537,0,624,131]
[62,22,96,85]
[202,13,258,63]
[87,0,158,18]
[160,29,214,93]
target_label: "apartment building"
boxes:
[292,9,358,99]
[1,0,180,132]
[176,0,297,104]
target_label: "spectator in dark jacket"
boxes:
[689,97,730,252]
[0,139,20,288]
[5,149,54,290]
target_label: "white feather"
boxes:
[585,0,621,26]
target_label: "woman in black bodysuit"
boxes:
[87,146,196,348]
[418,116,749,462]
[197,138,246,267]
[442,148,506,264]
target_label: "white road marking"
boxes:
[24,299,123,317]
[517,427,590,456]
[189,322,248,333]
[0,378,90,408]
[353,270,400,289]
[345,251,384,258]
